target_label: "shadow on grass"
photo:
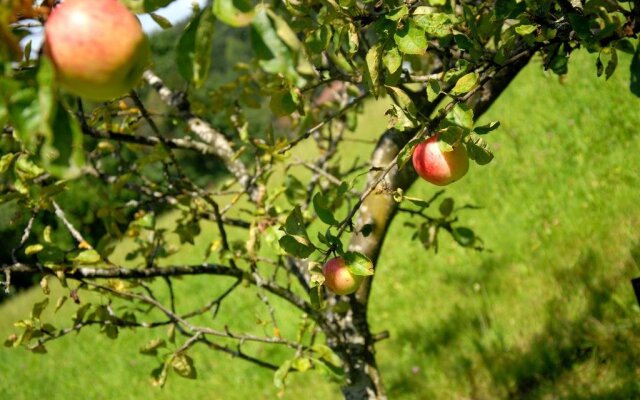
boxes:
[389,241,640,399]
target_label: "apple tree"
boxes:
[2,0,640,398]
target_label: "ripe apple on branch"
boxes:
[43,0,150,101]
[322,257,364,296]
[412,133,470,186]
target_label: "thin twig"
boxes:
[142,70,263,203]
[278,93,368,155]
[4,213,37,293]
[4,262,323,323]
[52,200,90,247]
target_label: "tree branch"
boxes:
[142,70,264,203]
[3,262,323,324]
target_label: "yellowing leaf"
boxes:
[451,72,479,96]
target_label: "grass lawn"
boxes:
[2,50,640,399]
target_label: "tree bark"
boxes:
[333,54,533,399]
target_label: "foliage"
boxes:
[2,0,640,398]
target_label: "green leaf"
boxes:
[385,86,417,118]
[309,268,325,289]
[43,102,85,178]
[29,343,47,354]
[454,34,474,51]
[448,103,474,130]
[444,59,471,84]
[71,249,101,265]
[54,296,67,313]
[37,57,55,141]
[305,26,332,54]
[317,231,344,254]
[403,195,434,208]
[292,357,312,372]
[311,344,343,376]
[314,357,346,380]
[40,275,51,296]
[25,244,44,255]
[495,0,525,19]
[309,285,323,310]
[175,219,201,245]
[103,323,118,339]
[385,104,416,131]
[364,43,383,97]
[7,87,39,150]
[413,10,454,38]
[548,51,568,75]
[396,136,423,169]
[451,72,479,96]
[150,13,173,29]
[515,24,537,36]
[466,135,494,165]
[150,360,170,388]
[567,13,592,41]
[120,0,145,12]
[172,353,197,379]
[31,298,49,319]
[140,338,166,356]
[596,55,604,77]
[313,192,339,226]
[267,9,302,52]
[452,227,475,247]
[274,360,292,389]
[270,89,300,117]
[386,5,408,21]
[343,251,374,276]
[37,245,66,266]
[279,234,315,258]
[462,5,479,40]
[176,7,215,89]
[133,212,156,229]
[213,0,254,27]
[284,175,306,205]
[426,80,440,102]
[73,303,92,324]
[279,206,315,258]
[251,6,305,86]
[142,0,172,12]
[382,46,402,75]
[345,23,359,54]
[14,155,45,181]
[167,324,176,343]
[474,121,500,135]
[439,198,454,217]
[0,153,16,174]
[605,48,618,80]
[438,140,455,153]
[394,19,428,55]
[614,39,635,54]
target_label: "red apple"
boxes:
[412,134,469,186]
[322,257,364,295]
[44,0,150,101]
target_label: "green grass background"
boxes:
[2,50,640,399]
